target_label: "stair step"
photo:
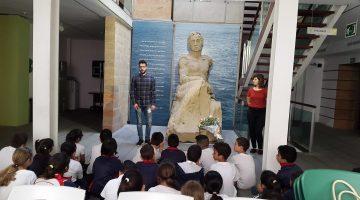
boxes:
[243,21,255,25]
[268,33,320,40]
[260,54,307,59]
[245,6,260,11]
[298,10,335,17]
[264,44,313,49]
[253,70,298,75]
[244,14,258,18]
[257,62,302,67]
[297,22,327,28]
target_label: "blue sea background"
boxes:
[172,23,240,129]
[130,21,240,130]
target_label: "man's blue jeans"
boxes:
[136,106,152,141]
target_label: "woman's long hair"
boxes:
[0,148,32,186]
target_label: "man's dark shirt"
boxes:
[130,73,156,107]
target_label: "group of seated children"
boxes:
[0,130,303,200]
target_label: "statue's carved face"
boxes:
[188,32,204,52]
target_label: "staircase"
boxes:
[238,2,347,100]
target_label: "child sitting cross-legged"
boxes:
[136,144,158,190]
[133,132,164,163]
[195,135,215,173]
[256,170,282,200]
[148,162,180,194]
[159,134,186,164]
[60,141,83,187]
[176,144,204,186]
[204,170,229,200]
[210,142,238,197]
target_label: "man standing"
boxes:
[131,60,156,145]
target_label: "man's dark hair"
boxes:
[195,135,209,148]
[213,142,232,160]
[100,129,112,143]
[11,133,28,148]
[278,145,297,163]
[151,132,164,146]
[101,138,118,156]
[167,134,179,148]
[138,60,147,66]
[187,145,202,162]
[236,137,250,152]
[60,141,76,157]
[140,144,154,160]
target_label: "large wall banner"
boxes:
[130,20,174,126]
[172,23,240,129]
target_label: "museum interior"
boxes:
[0,0,359,199]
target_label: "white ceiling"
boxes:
[0,0,106,39]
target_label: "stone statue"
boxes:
[167,32,222,142]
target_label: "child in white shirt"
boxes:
[0,133,28,171]
[133,132,164,163]
[230,137,256,190]
[0,148,36,200]
[61,141,83,183]
[66,129,85,164]
[149,162,180,194]
[176,145,204,186]
[210,142,238,197]
[87,129,113,174]
[204,170,229,200]
[195,135,215,172]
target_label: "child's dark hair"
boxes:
[204,171,223,200]
[60,141,76,157]
[195,134,209,148]
[118,169,143,195]
[100,129,112,143]
[187,145,202,163]
[236,137,250,152]
[157,162,177,189]
[35,138,54,155]
[278,145,297,163]
[41,153,70,179]
[260,170,282,200]
[123,160,138,172]
[213,142,232,160]
[66,129,83,143]
[167,134,179,147]
[140,144,154,160]
[11,133,28,148]
[252,74,265,87]
[101,138,117,156]
[151,132,164,146]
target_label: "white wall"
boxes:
[314,2,360,127]
[60,38,104,109]
[292,58,324,122]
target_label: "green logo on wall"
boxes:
[345,22,357,38]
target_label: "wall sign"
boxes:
[345,22,357,38]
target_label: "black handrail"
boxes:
[290,101,316,108]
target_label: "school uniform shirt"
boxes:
[204,192,229,200]
[91,155,124,195]
[34,178,61,186]
[132,145,161,163]
[86,143,102,174]
[64,159,83,182]
[0,169,37,200]
[159,147,186,164]
[136,161,158,190]
[200,147,216,172]
[75,143,85,160]
[0,146,16,171]
[100,174,124,200]
[229,153,256,189]
[210,162,238,197]
[148,185,180,194]
[176,161,204,186]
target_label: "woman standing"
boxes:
[247,74,267,155]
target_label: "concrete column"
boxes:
[103,16,132,132]
[33,0,59,150]
[262,0,298,171]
